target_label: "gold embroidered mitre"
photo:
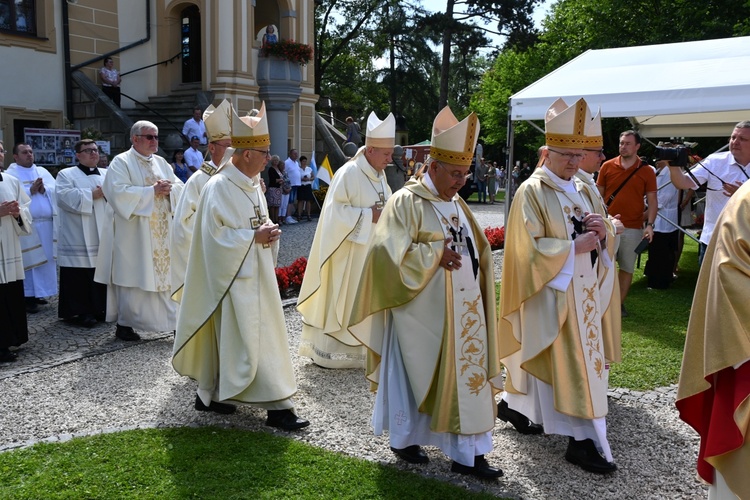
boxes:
[203,99,232,143]
[429,106,480,166]
[545,97,602,148]
[230,102,270,149]
[364,111,396,148]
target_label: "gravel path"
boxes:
[0,201,707,499]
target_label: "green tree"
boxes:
[473,0,750,162]
[427,0,540,110]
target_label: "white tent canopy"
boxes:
[508,36,750,138]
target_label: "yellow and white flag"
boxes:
[316,154,334,185]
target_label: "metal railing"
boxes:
[120,51,182,77]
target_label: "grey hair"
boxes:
[735,120,750,129]
[270,155,280,164]
[131,121,158,137]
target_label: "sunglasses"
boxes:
[137,134,159,141]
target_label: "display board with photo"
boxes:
[24,128,81,166]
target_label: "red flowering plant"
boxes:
[260,39,313,65]
[484,226,505,250]
[275,257,308,297]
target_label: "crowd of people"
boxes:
[0,98,748,497]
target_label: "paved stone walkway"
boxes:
[1,200,677,406]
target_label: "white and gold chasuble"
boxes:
[551,187,609,417]
[140,157,171,292]
[348,174,502,467]
[297,151,392,368]
[173,163,297,408]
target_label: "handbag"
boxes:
[282,179,292,194]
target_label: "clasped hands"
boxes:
[255,220,281,245]
[574,212,606,254]
[0,200,20,218]
[153,180,172,197]
[30,178,45,195]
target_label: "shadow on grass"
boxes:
[0,427,502,499]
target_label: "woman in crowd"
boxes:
[99,57,121,107]
[266,155,284,225]
[171,150,191,184]
[296,155,315,221]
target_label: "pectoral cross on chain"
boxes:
[449,226,467,254]
[376,192,386,209]
[250,206,267,230]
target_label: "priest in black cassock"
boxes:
[55,139,108,327]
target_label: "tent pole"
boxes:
[504,107,515,229]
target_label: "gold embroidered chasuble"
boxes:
[499,168,620,420]
[676,181,750,498]
[95,148,184,293]
[297,151,392,366]
[574,170,621,360]
[349,176,501,435]
[172,163,297,405]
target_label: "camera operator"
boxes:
[597,130,657,318]
[668,121,750,265]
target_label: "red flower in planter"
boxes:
[483,226,505,250]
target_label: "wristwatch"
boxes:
[646,222,655,228]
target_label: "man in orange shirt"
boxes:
[596,130,657,317]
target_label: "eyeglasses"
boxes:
[250,148,271,156]
[79,148,100,155]
[436,162,470,181]
[137,134,159,141]
[583,148,605,156]
[548,148,585,161]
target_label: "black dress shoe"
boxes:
[194,395,237,414]
[115,324,141,341]
[390,445,429,464]
[266,409,310,431]
[25,298,39,314]
[81,315,97,328]
[497,399,544,435]
[451,455,503,479]
[35,298,48,305]
[565,437,617,474]
[0,349,18,363]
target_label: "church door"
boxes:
[181,5,201,83]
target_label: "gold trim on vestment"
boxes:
[365,137,395,148]
[545,134,603,148]
[429,146,474,166]
[200,162,218,176]
[231,134,270,148]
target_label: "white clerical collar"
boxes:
[543,166,577,193]
[132,148,153,161]
[577,169,595,184]
[423,170,457,201]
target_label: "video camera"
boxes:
[654,140,697,168]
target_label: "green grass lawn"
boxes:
[0,235,698,498]
[609,238,698,390]
[497,237,698,391]
[0,428,501,499]
[467,190,505,203]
